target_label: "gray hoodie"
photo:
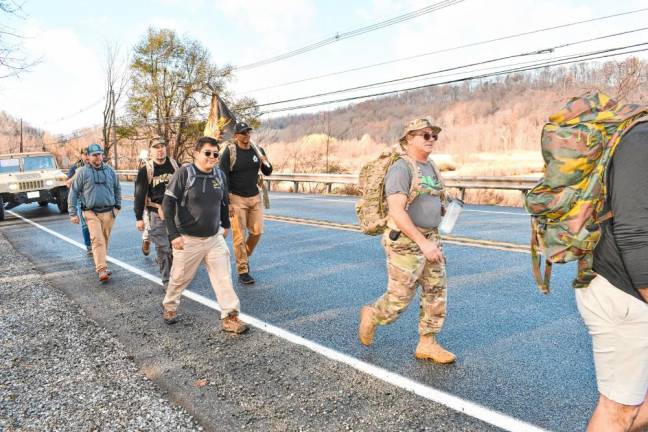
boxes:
[68,163,121,213]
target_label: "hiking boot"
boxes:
[415,335,456,364]
[142,239,151,256]
[222,312,248,334]
[238,272,255,285]
[358,306,377,346]
[98,270,110,282]
[162,308,177,325]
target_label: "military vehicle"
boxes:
[0,152,69,221]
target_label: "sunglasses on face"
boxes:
[411,132,439,141]
[201,150,219,158]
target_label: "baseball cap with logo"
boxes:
[87,143,103,155]
[399,118,442,144]
[234,121,252,134]
[150,137,167,148]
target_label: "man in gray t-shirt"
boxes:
[384,158,443,229]
[358,118,455,364]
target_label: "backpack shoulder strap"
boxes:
[145,160,154,185]
[169,158,179,171]
[228,142,237,171]
[399,155,422,208]
[180,164,196,208]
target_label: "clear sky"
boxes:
[1,0,647,134]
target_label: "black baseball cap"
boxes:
[234,122,252,134]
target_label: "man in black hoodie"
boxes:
[134,138,178,286]
[161,136,246,334]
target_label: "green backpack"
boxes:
[524,92,648,293]
[355,145,445,235]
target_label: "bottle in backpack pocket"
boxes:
[438,198,464,234]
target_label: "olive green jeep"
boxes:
[0,152,69,221]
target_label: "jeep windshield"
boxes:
[23,155,57,171]
[0,158,20,174]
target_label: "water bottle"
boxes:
[438,198,464,234]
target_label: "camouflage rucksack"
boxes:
[524,92,648,293]
[355,145,445,235]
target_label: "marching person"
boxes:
[577,122,648,432]
[358,118,455,364]
[133,138,179,286]
[66,148,92,254]
[68,143,122,282]
[161,136,247,333]
[219,121,273,285]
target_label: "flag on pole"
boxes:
[204,91,237,140]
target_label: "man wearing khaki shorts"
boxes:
[219,121,273,285]
[576,122,648,432]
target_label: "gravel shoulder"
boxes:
[1,224,500,432]
[0,232,200,432]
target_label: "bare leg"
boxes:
[588,394,640,432]
[630,393,648,432]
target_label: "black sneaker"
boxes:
[238,272,255,284]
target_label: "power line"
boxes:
[233,0,465,72]
[253,30,648,109]
[259,45,648,114]
[241,7,648,94]
[40,96,106,126]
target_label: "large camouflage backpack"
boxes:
[355,145,445,235]
[524,92,648,294]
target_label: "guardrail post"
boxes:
[265,180,271,191]
[459,187,466,201]
[293,181,299,193]
[327,183,332,194]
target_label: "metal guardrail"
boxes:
[116,170,541,198]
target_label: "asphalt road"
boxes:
[1,191,596,432]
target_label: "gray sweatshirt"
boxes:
[68,163,121,213]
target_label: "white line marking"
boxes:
[7,210,548,432]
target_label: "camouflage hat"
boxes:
[400,118,442,143]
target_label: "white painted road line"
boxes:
[7,210,549,432]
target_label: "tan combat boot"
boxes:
[222,312,248,334]
[358,306,377,346]
[415,335,456,364]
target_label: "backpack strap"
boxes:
[169,158,179,171]
[530,218,552,294]
[227,142,237,172]
[399,155,421,210]
[145,160,154,185]
[181,164,197,208]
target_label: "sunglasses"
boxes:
[411,132,439,141]
[201,150,219,158]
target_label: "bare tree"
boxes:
[101,43,129,165]
[0,0,39,78]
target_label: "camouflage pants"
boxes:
[372,229,447,336]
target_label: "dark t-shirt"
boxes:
[162,164,230,240]
[219,143,273,197]
[134,158,177,220]
[593,121,648,302]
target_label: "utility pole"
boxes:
[19,118,23,153]
[110,89,118,170]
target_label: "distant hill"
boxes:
[0,112,47,154]
[257,60,648,156]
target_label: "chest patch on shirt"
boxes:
[421,175,440,190]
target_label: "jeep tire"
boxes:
[38,201,49,207]
[0,196,4,221]
[56,189,68,214]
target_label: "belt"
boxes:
[91,206,114,213]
